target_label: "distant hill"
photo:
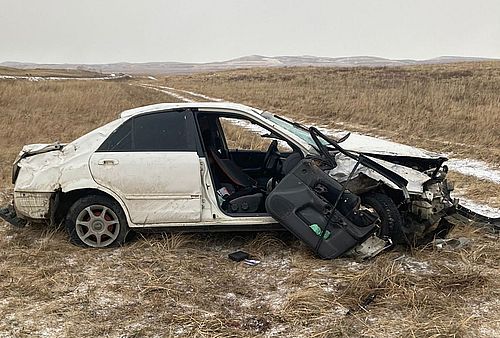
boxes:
[1,55,496,75]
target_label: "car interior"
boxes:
[196,112,303,216]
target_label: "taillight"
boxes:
[12,164,20,184]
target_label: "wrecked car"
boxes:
[1,102,463,258]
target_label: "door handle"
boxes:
[97,159,119,165]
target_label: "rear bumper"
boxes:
[0,204,27,228]
[13,191,52,219]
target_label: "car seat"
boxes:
[207,148,265,213]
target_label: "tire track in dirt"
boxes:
[151,85,223,102]
[136,84,193,102]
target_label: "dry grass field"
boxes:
[0,64,499,337]
[0,66,103,78]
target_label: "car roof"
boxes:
[120,102,262,118]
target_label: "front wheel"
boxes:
[361,192,406,244]
[65,195,129,248]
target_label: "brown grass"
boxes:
[448,171,500,208]
[1,220,498,337]
[220,118,292,152]
[0,65,499,337]
[220,118,271,151]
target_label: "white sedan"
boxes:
[1,102,461,258]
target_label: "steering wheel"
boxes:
[262,140,279,172]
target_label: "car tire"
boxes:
[65,195,129,248]
[361,192,405,244]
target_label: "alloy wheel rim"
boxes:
[75,205,120,247]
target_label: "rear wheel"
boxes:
[65,195,129,248]
[361,192,405,244]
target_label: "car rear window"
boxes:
[98,110,197,152]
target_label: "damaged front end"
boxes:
[265,128,412,259]
[340,156,458,243]
[265,126,465,259]
[404,173,457,243]
[329,136,459,244]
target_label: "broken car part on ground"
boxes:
[1,102,498,258]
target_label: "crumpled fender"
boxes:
[15,119,123,193]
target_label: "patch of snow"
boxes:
[140,83,223,102]
[2,235,13,242]
[469,297,500,337]
[265,324,286,337]
[157,85,223,102]
[174,327,186,336]
[447,159,500,184]
[321,284,336,293]
[137,84,193,102]
[64,256,78,266]
[147,76,158,81]
[478,327,500,338]
[454,194,500,218]
[225,292,237,300]
[313,266,328,273]
[347,261,362,268]
[333,305,350,316]
[261,289,287,312]
[394,255,433,274]
[37,327,64,338]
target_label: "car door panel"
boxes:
[265,159,377,259]
[90,152,202,224]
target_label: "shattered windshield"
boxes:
[261,112,332,147]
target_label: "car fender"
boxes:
[60,184,134,227]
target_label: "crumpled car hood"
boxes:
[329,154,431,193]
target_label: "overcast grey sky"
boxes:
[1,0,499,64]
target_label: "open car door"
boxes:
[265,158,379,259]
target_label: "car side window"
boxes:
[219,117,293,152]
[98,119,133,151]
[133,110,196,151]
[97,110,198,152]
